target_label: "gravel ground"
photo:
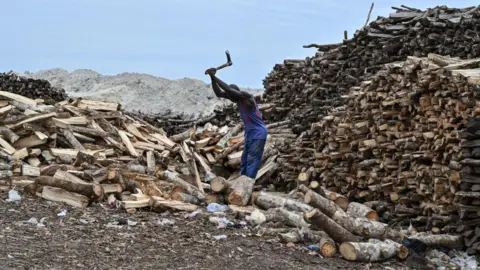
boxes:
[0,192,411,270]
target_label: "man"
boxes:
[205,68,267,179]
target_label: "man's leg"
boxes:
[245,139,266,179]
[240,140,248,176]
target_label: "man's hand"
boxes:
[205,68,216,76]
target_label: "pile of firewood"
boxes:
[261,5,480,186]
[0,72,68,104]
[0,91,288,213]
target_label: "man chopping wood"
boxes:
[205,68,267,179]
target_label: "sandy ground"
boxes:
[22,68,263,117]
[0,192,411,270]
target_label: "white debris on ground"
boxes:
[22,68,263,116]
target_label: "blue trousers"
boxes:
[240,139,266,179]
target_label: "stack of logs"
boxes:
[296,54,480,255]
[0,72,68,104]
[261,5,480,185]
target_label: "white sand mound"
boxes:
[23,68,263,117]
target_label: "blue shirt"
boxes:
[237,100,267,140]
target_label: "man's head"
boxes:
[229,84,240,91]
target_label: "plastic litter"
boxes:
[212,234,227,240]
[246,209,266,225]
[127,220,138,226]
[57,209,67,217]
[307,244,320,251]
[450,250,478,270]
[6,190,21,202]
[205,170,216,183]
[209,216,232,229]
[207,203,229,213]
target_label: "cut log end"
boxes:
[319,237,337,257]
[339,242,358,261]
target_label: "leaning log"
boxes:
[304,208,361,243]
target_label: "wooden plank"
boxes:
[151,133,176,149]
[118,130,139,157]
[7,112,57,129]
[22,164,40,177]
[0,105,13,114]
[125,124,150,142]
[12,148,29,160]
[228,151,243,160]
[206,153,216,164]
[194,152,211,172]
[52,116,87,125]
[77,99,119,111]
[133,141,164,152]
[0,91,37,106]
[0,137,16,154]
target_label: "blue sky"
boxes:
[0,0,478,88]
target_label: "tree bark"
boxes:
[254,191,313,212]
[161,170,205,201]
[304,208,361,243]
[339,239,409,262]
[347,202,379,221]
[265,207,311,228]
[36,176,104,200]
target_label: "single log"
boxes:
[36,176,104,200]
[61,129,86,151]
[226,175,254,206]
[161,170,205,201]
[41,186,89,208]
[363,201,390,212]
[347,202,379,221]
[170,127,195,142]
[265,207,311,228]
[0,127,19,143]
[339,239,409,262]
[101,183,123,193]
[171,192,200,205]
[305,209,361,243]
[406,232,463,249]
[319,236,337,257]
[118,130,139,157]
[322,188,349,211]
[150,197,199,212]
[254,191,313,212]
[211,176,228,193]
[300,185,343,217]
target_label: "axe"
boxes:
[205,50,232,74]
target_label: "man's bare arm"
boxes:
[211,75,249,102]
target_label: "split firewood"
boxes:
[35,176,104,200]
[161,170,205,201]
[205,193,225,204]
[339,239,409,262]
[150,197,199,212]
[171,192,200,205]
[211,176,228,193]
[41,186,89,208]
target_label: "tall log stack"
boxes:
[262,5,480,186]
[305,54,480,255]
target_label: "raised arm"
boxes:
[210,75,250,102]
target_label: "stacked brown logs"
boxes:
[261,5,480,186]
[0,72,68,104]
[305,54,480,254]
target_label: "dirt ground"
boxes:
[0,194,411,270]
